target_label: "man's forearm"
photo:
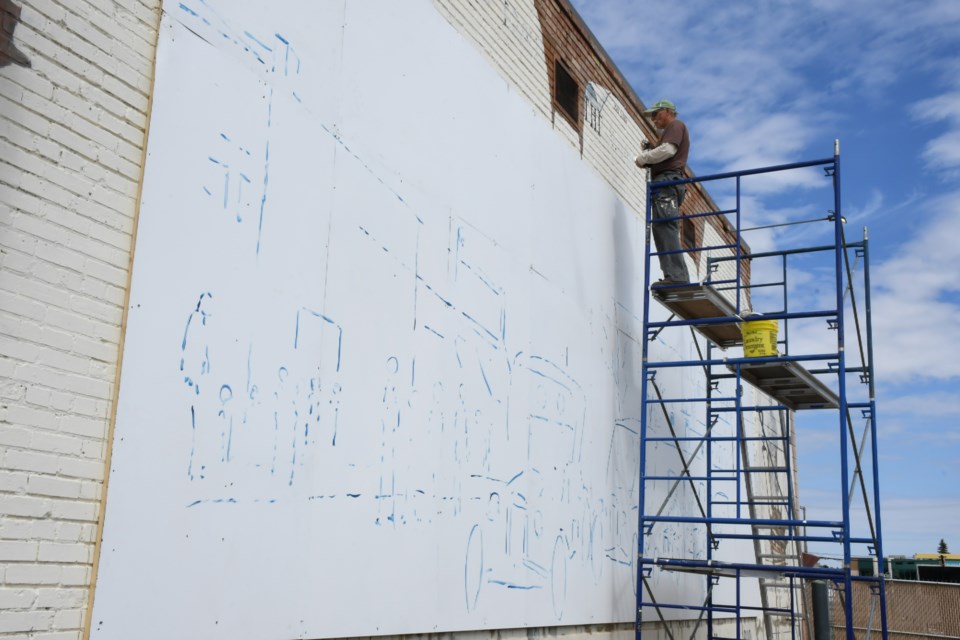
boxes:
[635,142,678,167]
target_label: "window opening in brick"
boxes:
[682,216,697,249]
[554,59,579,124]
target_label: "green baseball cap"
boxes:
[644,100,676,114]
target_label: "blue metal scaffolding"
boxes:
[636,144,889,640]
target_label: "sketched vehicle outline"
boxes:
[464,352,590,620]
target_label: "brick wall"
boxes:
[0,1,160,637]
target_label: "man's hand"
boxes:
[641,140,653,150]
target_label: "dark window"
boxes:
[554,59,579,124]
[682,217,696,249]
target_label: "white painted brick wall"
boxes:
[581,82,651,226]
[435,0,552,120]
[0,1,160,638]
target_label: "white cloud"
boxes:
[912,91,960,171]
[922,130,960,170]
[845,189,884,226]
[913,92,960,122]
[883,391,960,416]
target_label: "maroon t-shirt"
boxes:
[650,118,689,177]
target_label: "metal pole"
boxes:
[812,580,832,640]
[736,175,742,314]
[705,343,716,640]
[863,229,890,640]
[781,254,789,353]
[636,181,656,640]
[832,140,855,640]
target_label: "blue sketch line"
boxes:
[523,558,549,577]
[243,29,273,52]
[186,497,238,507]
[188,405,196,479]
[459,259,500,295]
[358,225,422,275]
[277,33,290,75]
[180,292,212,364]
[330,385,340,446]
[288,410,297,486]
[489,580,541,590]
[525,365,571,392]
[178,3,199,17]
[469,474,510,483]
[418,278,453,308]
[530,414,575,432]
[454,227,462,280]
[461,311,498,343]
[294,307,343,371]
[178,2,283,68]
[236,173,251,221]
[615,421,639,435]
[319,122,407,205]
[255,86,273,256]
[478,361,493,396]
[206,157,229,208]
[423,324,444,339]
[465,524,483,611]
[219,384,234,461]
[245,344,255,399]
[606,554,632,567]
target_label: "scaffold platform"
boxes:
[731,359,840,410]
[650,283,744,348]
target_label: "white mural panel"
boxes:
[91,1,752,638]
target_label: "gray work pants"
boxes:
[650,171,690,282]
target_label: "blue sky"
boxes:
[569,0,960,557]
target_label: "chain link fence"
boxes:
[800,578,960,640]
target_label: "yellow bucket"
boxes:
[742,318,779,358]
